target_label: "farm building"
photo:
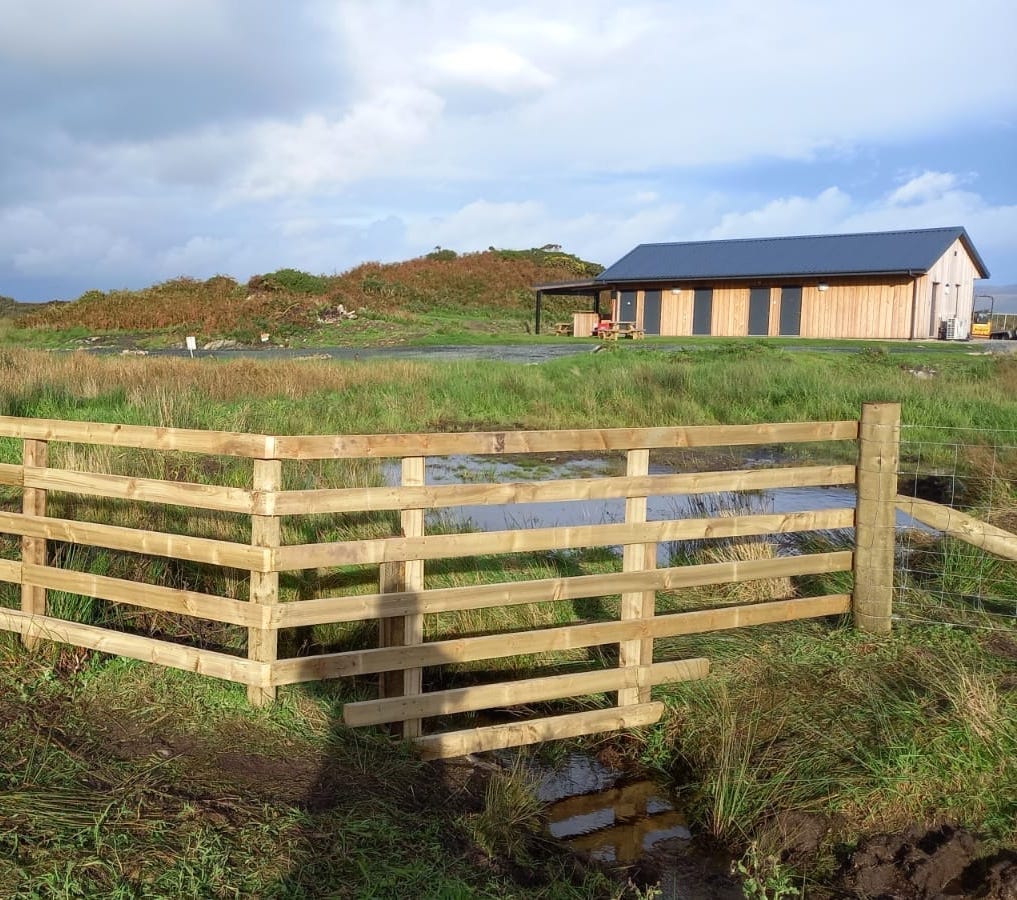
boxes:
[534,227,990,340]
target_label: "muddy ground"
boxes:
[5,675,1017,898]
[836,824,1017,899]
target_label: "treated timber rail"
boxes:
[0,403,970,759]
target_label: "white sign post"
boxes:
[185,336,197,358]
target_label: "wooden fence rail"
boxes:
[0,404,933,757]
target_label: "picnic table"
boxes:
[552,322,574,336]
[595,321,645,340]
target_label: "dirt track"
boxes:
[110,338,1017,364]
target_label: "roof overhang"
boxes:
[957,231,991,278]
[592,270,923,287]
[532,278,602,294]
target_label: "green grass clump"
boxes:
[645,611,1017,881]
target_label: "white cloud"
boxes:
[157,236,240,278]
[2,208,142,280]
[229,86,445,199]
[706,188,853,239]
[406,197,689,265]
[408,200,547,251]
[887,171,966,206]
[11,1,1016,197]
[428,43,553,95]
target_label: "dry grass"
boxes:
[3,350,435,405]
[928,650,1006,743]
[666,495,795,605]
[703,538,795,604]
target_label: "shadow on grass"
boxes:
[263,678,612,899]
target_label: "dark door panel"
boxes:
[693,288,713,335]
[619,291,636,323]
[779,287,802,336]
[643,290,662,335]
[748,287,770,335]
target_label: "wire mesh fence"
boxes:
[896,424,1017,632]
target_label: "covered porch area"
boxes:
[532,279,609,335]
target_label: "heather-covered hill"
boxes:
[17,248,601,338]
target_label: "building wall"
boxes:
[798,279,914,338]
[659,290,689,334]
[916,238,982,339]
[604,248,983,340]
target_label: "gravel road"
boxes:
[127,339,1017,363]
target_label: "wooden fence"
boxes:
[0,403,924,758]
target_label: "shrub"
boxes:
[426,248,458,261]
[247,269,328,295]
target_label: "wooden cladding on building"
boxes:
[613,278,918,339]
[604,239,985,340]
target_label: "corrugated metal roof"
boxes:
[596,227,990,282]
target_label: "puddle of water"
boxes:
[526,753,737,899]
[535,754,690,864]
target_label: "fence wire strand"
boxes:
[896,425,1017,632]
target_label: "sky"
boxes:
[2,0,1016,306]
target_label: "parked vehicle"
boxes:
[971,308,992,338]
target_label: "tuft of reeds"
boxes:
[466,761,547,865]
[665,494,794,606]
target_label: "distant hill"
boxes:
[14,248,602,335]
[0,296,68,318]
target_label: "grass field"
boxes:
[0,345,1015,897]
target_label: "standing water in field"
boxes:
[528,753,741,899]
[381,452,936,563]
[382,453,873,563]
[537,753,690,863]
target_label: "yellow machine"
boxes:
[970,295,995,339]
[971,309,992,338]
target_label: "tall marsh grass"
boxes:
[2,346,1017,443]
[652,618,1017,851]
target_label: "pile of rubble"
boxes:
[316,304,358,325]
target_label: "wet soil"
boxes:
[9,685,1017,898]
[834,824,1017,899]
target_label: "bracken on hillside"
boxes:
[17,248,602,335]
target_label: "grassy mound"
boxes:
[15,248,602,338]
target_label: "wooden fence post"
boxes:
[378,457,425,737]
[618,448,657,705]
[21,439,48,649]
[248,458,281,706]
[853,402,900,634]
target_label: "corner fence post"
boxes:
[248,457,282,706]
[853,402,901,634]
[21,438,48,649]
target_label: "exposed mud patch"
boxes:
[836,824,1017,899]
[983,633,1017,664]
